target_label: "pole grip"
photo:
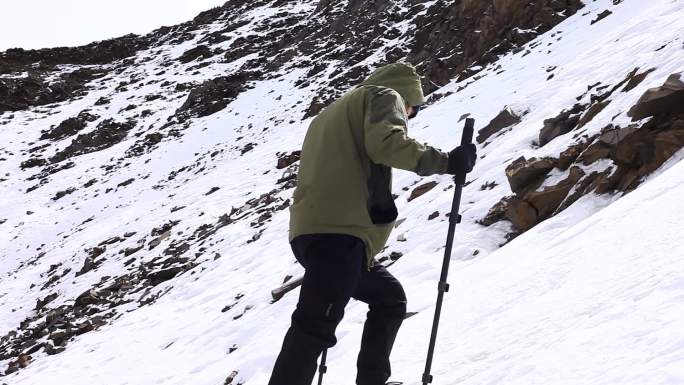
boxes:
[461,118,474,145]
[455,118,475,185]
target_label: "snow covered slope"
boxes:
[1,0,683,384]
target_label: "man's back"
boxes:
[290,85,392,265]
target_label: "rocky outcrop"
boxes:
[410,0,584,93]
[50,119,136,163]
[174,73,258,122]
[39,111,99,141]
[505,156,557,195]
[539,103,585,146]
[0,68,107,113]
[276,151,301,169]
[628,73,684,120]
[178,45,214,64]
[408,181,438,202]
[483,73,684,234]
[477,107,523,144]
[0,34,147,70]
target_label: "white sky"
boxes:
[0,0,227,51]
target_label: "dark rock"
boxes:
[205,187,220,195]
[476,107,523,143]
[94,96,111,106]
[557,141,585,170]
[523,166,585,220]
[505,166,584,231]
[276,151,301,169]
[178,45,213,63]
[0,68,107,113]
[123,245,144,257]
[20,157,47,169]
[52,187,77,201]
[35,293,58,311]
[628,73,684,120]
[40,111,99,141]
[75,256,99,276]
[50,118,136,163]
[539,103,585,146]
[240,142,256,155]
[0,34,147,67]
[576,100,610,129]
[117,178,135,188]
[428,211,439,220]
[479,196,514,226]
[126,132,164,157]
[622,67,656,93]
[146,266,184,286]
[505,156,556,195]
[74,289,101,308]
[408,181,438,202]
[590,10,613,25]
[389,252,403,261]
[174,72,258,122]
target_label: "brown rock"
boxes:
[276,151,301,169]
[408,181,438,202]
[557,140,591,170]
[524,166,585,220]
[505,199,538,231]
[476,107,522,143]
[480,196,513,226]
[628,73,684,120]
[505,167,584,231]
[505,156,556,195]
[579,141,611,165]
[622,67,656,93]
[74,289,101,308]
[539,103,585,146]
[577,100,609,129]
[178,45,213,64]
[590,9,612,25]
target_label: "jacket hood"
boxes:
[360,62,426,106]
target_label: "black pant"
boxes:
[268,234,407,385]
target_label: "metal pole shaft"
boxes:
[422,118,474,385]
[317,349,327,385]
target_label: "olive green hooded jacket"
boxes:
[289,63,448,268]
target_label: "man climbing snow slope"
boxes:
[268,62,477,385]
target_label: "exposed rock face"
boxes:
[0,34,147,68]
[0,68,107,113]
[39,111,99,141]
[539,103,585,146]
[410,0,584,93]
[516,166,585,227]
[174,73,257,122]
[408,181,438,202]
[276,151,301,169]
[0,0,583,120]
[50,119,136,163]
[505,156,557,195]
[484,72,684,234]
[178,45,214,63]
[628,73,684,120]
[477,107,523,144]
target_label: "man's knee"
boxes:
[373,282,407,319]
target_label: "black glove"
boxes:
[447,143,477,175]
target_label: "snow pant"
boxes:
[268,233,407,385]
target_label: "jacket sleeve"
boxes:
[363,88,448,176]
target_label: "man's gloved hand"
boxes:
[447,143,477,175]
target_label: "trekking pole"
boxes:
[422,118,475,385]
[317,349,327,385]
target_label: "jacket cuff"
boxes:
[415,148,448,176]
